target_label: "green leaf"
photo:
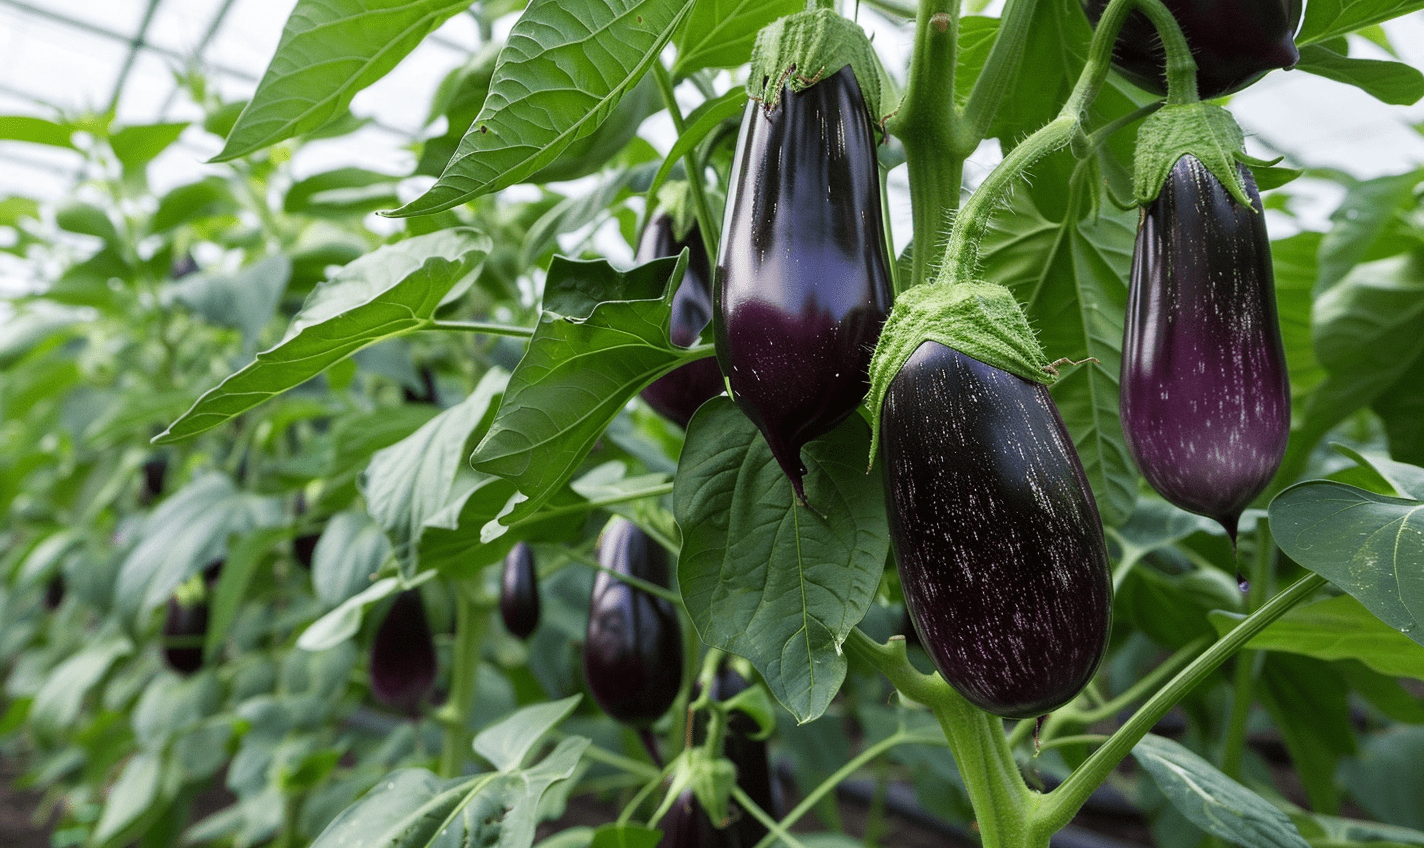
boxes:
[1314,172,1419,296]
[92,751,179,848]
[471,255,693,529]
[1258,655,1354,815]
[986,0,1088,143]
[528,75,661,184]
[206,527,290,662]
[115,473,282,617]
[392,0,696,216]
[109,122,188,174]
[212,0,473,160]
[31,634,133,738]
[674,398,889,723]
[55,202,119,243]
[1210,593,1424,679]
[1270,480,1424,645]
[312,509,394,606]
[297,576,403,651]
[1296,44,1424,105]
[1297,0,1424,46]
[1132,733,1312,848]
[283,167,401,216]
[473,695,581,772]
[977,178,1138,525]
[590,824,663,848]
[0,115,74,147]
[672,0,804,75]
[643,87,747,207]
[155,228,491,443]
[522,169,638,269]
[165,254,292,351]
[363,369,508,574]
[1331,445,1424,500]
[150,177,239,232]
[1295,812,1424,847]
[1338,726,1424,830]
[1107,498,1218,578]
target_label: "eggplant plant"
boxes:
[2,0,1423,847]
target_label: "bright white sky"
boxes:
[1,0,1423,291]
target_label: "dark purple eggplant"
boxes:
[499,541,540,639]
[708,667,777,846]
[880,341,1112,719]
[1082,0,1301,99]
[1121,155,1289,543]
[292,532,320,570]
[584,518,683,727]
[370,589,438,718]
[43,574,65,610]
[162,596,209,675]
[140,455,167,506]
[639,215,726,428]
[714,65,892,502]
[659,788,741,848]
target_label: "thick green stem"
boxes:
[1062,0,1197,118]
[652,62,720,261]
[888,0,962,292]
[437,581,493,777]
[1033,572,1328,837]
[844,629,1037,848]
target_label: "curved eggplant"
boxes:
[370,589,437,717]
[1082,0,1301,98]
[880,341,1112,719]
[1121,155,1289,542]
[715,65,892,502]
[639,215,725,428]
[162,596,209,676]
[584,518,683,726]
[499,541,541,640]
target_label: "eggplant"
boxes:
[880,341,1112,719]
[659,788,741,848]
[715,65,892,502]
[638,214,726,428]
[370,589,438,717]
[708,666,778,846]
[584,518,683,726]
[499,541,540,639]
[292,532,320,570]
[1082,0,1301,98]
[1120,155,1289,543]
[162,595,209,675]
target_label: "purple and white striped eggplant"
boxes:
[881,341,1112,719]
[1120,155,1290,543]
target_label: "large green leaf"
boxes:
[393,0,696,216]
[312,509,394,606]
[1313,172,1420,296]
[109,122,188,174]
[212,0,473,160]
[986,0,1087,142]
[1132,734,1312,848]
[1297,0,1424,46]
[674,398,889,723]
[1210,593,1424,680]
[1338,727,1424,830]
[977,182,1138,525]
[115,473,283,617]
[155,229,490,443]
[671,0,803,75]
[363,369,508,574]
[1258,655,1354,815]
[1296,43,1424,106]
[165,254,292,351]
[473,695,582,772]
[0,115,74,147]
[91,751,181,848]
[1270,479,1424,645]
[31,632,133,738]
[470,255,695,529]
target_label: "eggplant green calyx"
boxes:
[1133,102,1258,208]
[653,181,697,244]
[749,9,883,119]
[665,747,738,829]
[866,281,1053,464]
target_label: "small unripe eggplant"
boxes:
[499,541,540,639]
[715,65,892,502]
[584,518,683,726]
[163,596,209,676]
[881,342,1112,719]
[638,215,725,428]
[1121,155,1289,543]
[1082,0,1301,99]
[370,590,437,718]
[659,788,741,848]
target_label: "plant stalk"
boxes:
[652,62,720,261]
[437,581,492,777]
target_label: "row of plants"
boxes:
[3,0,1424,846]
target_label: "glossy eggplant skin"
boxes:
[162,596,209,676]
[1082,0,1301,99]
[1121,156,1289,542]
[499,541,540,640]
[881,342,1112,719]
[370,590,437,717]
[639,215,725,428]
[659,789,741,848]
[715,65,892,500]
[584,518,683,726]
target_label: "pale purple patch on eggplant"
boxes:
[584,518,683,726]
[881,342,1112,720]
[370,589,437,718]
[714,66,892,503]
[499,541,540,639]
[1121,155,1290,543]
[638,215,725,428]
